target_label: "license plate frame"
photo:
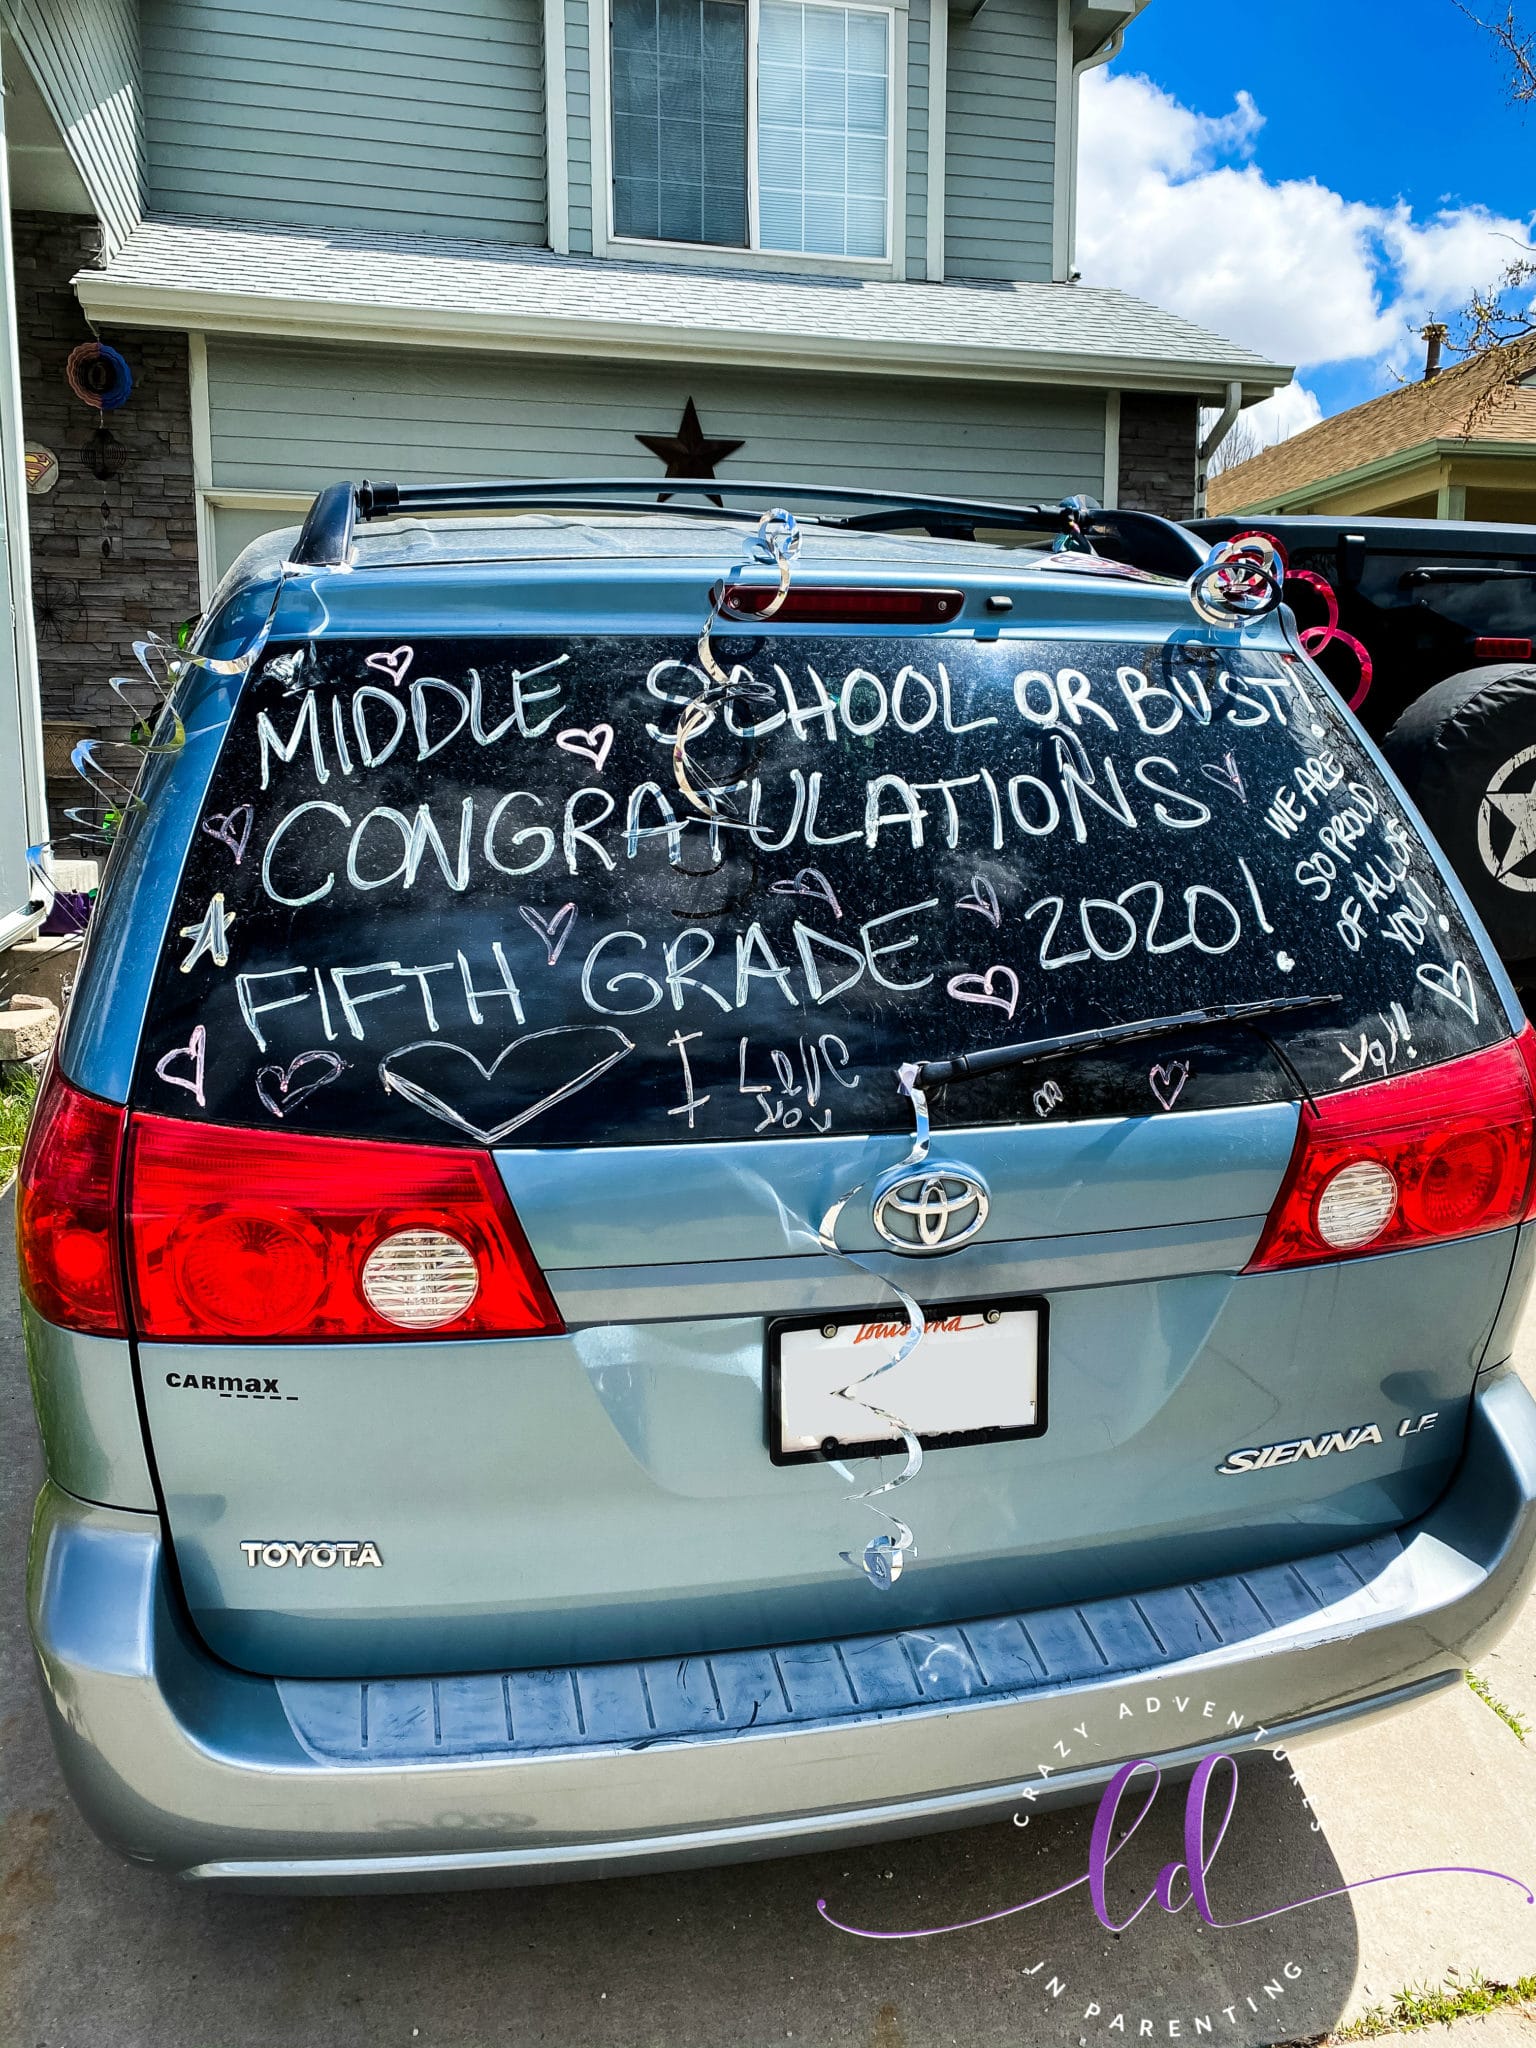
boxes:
[766,1296,1049,1466]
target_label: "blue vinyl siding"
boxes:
[944,0,1056,282]
[566,0,593,251]
[204,334,1104,574]
[141,0,547,243]
[4,0,142,250]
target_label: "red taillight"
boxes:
[720,585,964,624]
[16,1065,128,1335]
[1246,1032,1536,1273]
[125,1116,564,1341]
[1473,637,1533,661]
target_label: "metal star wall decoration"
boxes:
[636,399,744,503]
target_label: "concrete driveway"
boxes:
[3,1184,1534,2048]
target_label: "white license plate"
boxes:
[770,1300,1046,1463]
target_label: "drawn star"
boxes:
[178,891,235,973]
[1486,785,1536,880]
[636,399,744,504]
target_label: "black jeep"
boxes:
[1195,513,1536,990]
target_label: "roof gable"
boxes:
[1209,343,1536,512]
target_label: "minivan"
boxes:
[17,478,1536,1888]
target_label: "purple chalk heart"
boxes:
[202,804,253,865]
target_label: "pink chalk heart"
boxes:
[201,804,253,865]
[946,967,1020,1019]
[256,1050,346,1120]
[519,902,578,967]
[555,724,614,775]
[155,1025,206,1107]
[365,645,414,688]
[1149,1060,1189,1112]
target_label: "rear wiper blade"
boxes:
[916,992,1342,1089]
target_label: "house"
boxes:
[1210,334,1536,523]
[0,0,1288,935]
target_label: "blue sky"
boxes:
[1077,0,1534,437]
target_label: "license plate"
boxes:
[768,1298,1047,1464]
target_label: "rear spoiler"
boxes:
[288,476,1208,582]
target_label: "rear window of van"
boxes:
[131,631,1503,1145]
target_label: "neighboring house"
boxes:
[0,0,1287,927]
[1210,338,1536,524]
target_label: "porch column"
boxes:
[0,71,48,944]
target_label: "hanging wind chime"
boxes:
[65,340,133,558]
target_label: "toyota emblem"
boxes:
[871,1166,990,1256]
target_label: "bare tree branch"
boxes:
[1456,2,1536,100]
[1203,413,1268,479]
[1444,2,1536,411]
[1456,256,1536,356]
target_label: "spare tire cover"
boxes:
[1382,662,1536,974]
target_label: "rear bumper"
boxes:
[28,1367,1536,1893]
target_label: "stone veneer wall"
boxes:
[1116,392,1199,519]
[11,212,201,836]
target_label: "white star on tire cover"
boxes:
[1478,741,1536,891]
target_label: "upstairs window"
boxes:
[610,0,892,260]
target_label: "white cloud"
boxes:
[1077,70,1536,438]
[1241,381,1326,447]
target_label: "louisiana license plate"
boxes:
[768,1298,1047,1464]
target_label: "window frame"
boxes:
[599,0,904,272]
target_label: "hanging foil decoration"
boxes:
[814,1063,939,1590]
[1188,534,1284,627]
[65,341,133,413]
[672,508,801,816]
[1050,492,1100,557]
[57,580,294,857]
[82,428,127,482]
[63,343,133,556]
[1220,527,1375,715]
[671,507,932,1588]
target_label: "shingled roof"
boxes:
[74,215,1288,398]
[1209,343,1536,513]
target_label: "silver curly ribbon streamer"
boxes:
[1188,535,1284,628]
[1050,492,1098,557]
[62,577,299,849]
[673,508,801,816]
[816,1061,934,1590]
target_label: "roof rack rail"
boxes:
[288,476,1206,580]
[289,479,357,568]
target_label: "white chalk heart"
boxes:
[518,902,578,967]
[1416,958,1479,1024]
[155,1025,206,1107]
[956,877,1003,928]
[946,966,1020,1019]
[555,724,614,775]
[380,1026,634,1144]
[1275,951,1295,973]
[1149,1060,1189,1112]
[256,1050,346,1120]
[769,867,842,920]
[365,645,414,688]
[1199,752,1247,803]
